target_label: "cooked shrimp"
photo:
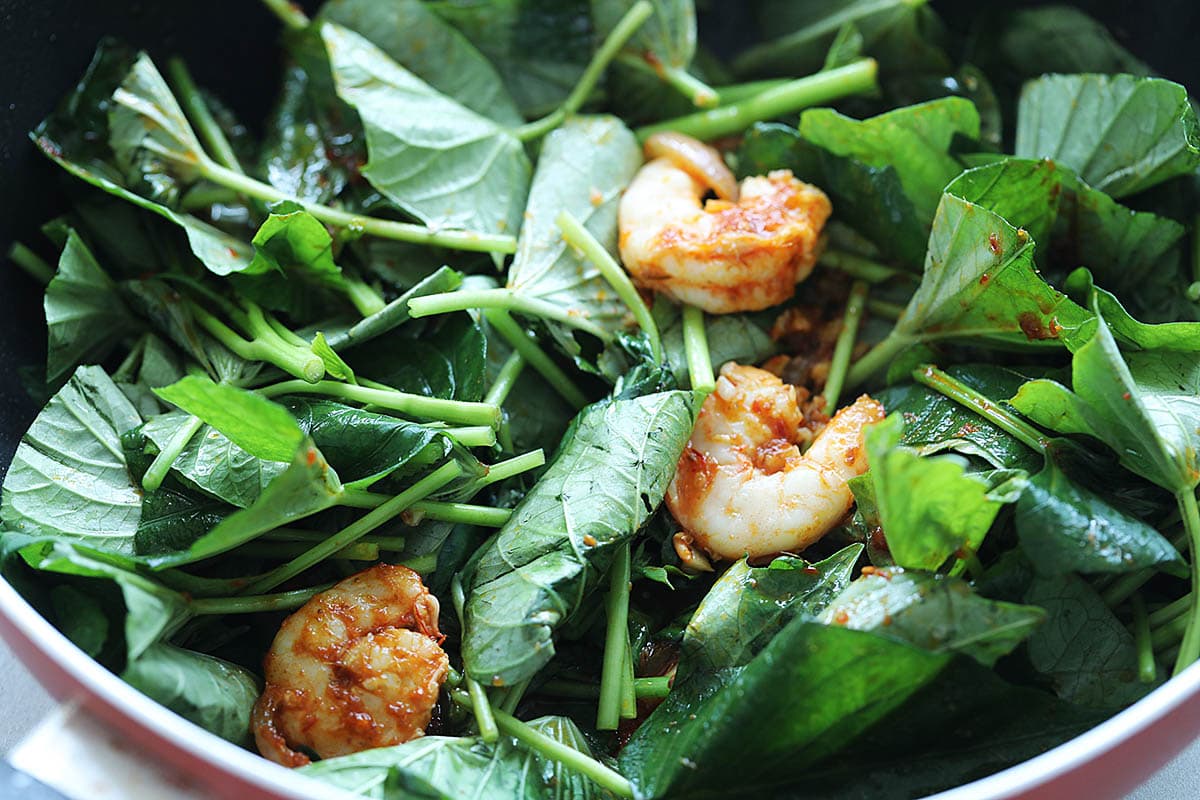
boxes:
[252,564,449,767]
[666,363,884,561]
[618,132,831,314]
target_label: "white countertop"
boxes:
[2,640,1197,798]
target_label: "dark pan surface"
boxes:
[1,0,1197,478]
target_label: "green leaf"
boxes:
[322,22,531,238]
[736,122,929,268]
[134,486,229,558]
[258,64,351,206]
[859,414,1007,570]
[318,266,464,352]
[285,398,457,486]
[1015,74,1200,198]
[734,0,949,79]
[820,569,1045,666]
[350,313,487,403]
[594,0,696,70]
[1,366,143,555]
[463,389,700,686]
[1015,459,1183,576]
[16,539,188,663]
[1025,574,1151,708]
[1010,314,1200,494]
[154,376,304,464]
[45,230,138,387]
[320,0,523,126]
[122,643,259,744]
[136,412,286,509]
[800,98,979,222]
[658,304,775,387]
[679,545,862,678]
[1065,269,1200,352]
[428,0,592,119]
[506,115,642,344]
[874,365,1040,470]
[620,623,950,799]
[991,7,1149,80]
[301,716,608,799]
[890,193,1091,349]
[142,441,343,567]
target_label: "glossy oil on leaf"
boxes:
[462,389,700,686]
[322,23,531,239]
[1,366,143,555]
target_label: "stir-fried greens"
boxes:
[3,1,1200,798]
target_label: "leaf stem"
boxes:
[539,676,671,700]
[482,309,589,409]
[1172,487,1200,675]
[197,161,516,254]
[682,305,715,393]
[1153,612,1191,653]
[188,301,325,383]
[452,574,500,743]
[342,276,387,317]
[258,379,501,426]
[474,449,547,489]
[243,462,462,594]
[657,62,720,108]
[485,351,525,407]
[912,365,1048,452]
[1132,593,1157,683]
[634,675,671,699]
[167,58,243,174]
[866,299,906,321]
[408,288,611,341]
[513,1,654,142]
[820,250,912,284]
[236,540,379,561]
[262,529,407,552]
[410,501,512,528]
[1149,592,1192,629]
[556,210,662,363]
[190,583,328,615]
[436,425,497,449]
[1101,528,1189,607]
[8,242,55,285]
[598,542,633,731]
[635,59,878,141]
[450,689,634,798]
[498,678,531,715]
[844,330,912,389]
[259,0,310,30]
[823,280,868,410]
[141,414,205,492]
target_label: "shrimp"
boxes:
[666,363,885,561]
[618,132,832,314]
[252,564,449,767]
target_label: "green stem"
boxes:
[243,462,462,594]
[1102,528,1189,607]
[634,675,671,699]
[1132,593,1157,683]
[1154,611,1191,653]
[198,160,516,254]
[190,584,328,615]
[8,242,55,285]
[556,210,662,364]
[866,299,906,321]
[820,250,912,284]
[499,678,531,715]
[620,628,637,719]
[1192,213,1200,284]
[657,62,720,108]
[682,305,715,393]
[343,276,387,317]
[474,449,547,489]
[1150,593,1193,629]
[167,58,243,174]
[823,280,868,410]
[598,542,633,731]
[844,329,913,390]
[539,676,671,700]
[236,540,379,561]
[396,552,438,575]
[410,501,512,528]
[189,302,324,383]
[260,0,309,29]
[452,574,500,743]
[262,529,407,552]
[409,288,611,341]
[141,414,205,492]
[513,1,654,142]
[912,365,1048,452]
[450,690,634,798]
[438,426,497,449]
[259,379,501,426]
[483,309,589,409]
[1172,488,1200,675]
[181,185,241,210]
[635,59,878,141]
[485,351,525,407]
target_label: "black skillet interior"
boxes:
[1,0,1198,479]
